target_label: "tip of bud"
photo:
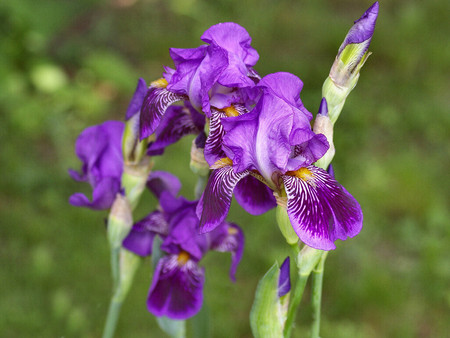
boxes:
[338,1,379,56]
[318,98,328,116]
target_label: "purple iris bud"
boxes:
[140,22,260,139]
[337,2,379,59]
[197,72,363,250]
[123,178,245,319]
[278,257,291,298]
[69,121,125,210]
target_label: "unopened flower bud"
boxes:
[313,98,335,169]
[275,196,299,245]
[323,2,379,124]
[107,194,133,250]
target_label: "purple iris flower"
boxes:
[197,72,363,250]
[278,257,291,298]
[123,172,244,319]
[69,121,125,210]
[139,22,260,139]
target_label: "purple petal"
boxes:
[125,78,148,120]
[147,104,205,156]
[282,166,363,250]
[147,171,182,199]
[278,256,291,298]
[209,222,245,281]
[197,165,250,233]
[234,175,276,215]
[288,133,329,170]
[162,206,206,261]
[201,22,259,67]
[147,255,205,320]
[69,177,121,210]
[204,108,227,165]
[139,86,186,139]
[338,2,379,56]
[122,211,168,256]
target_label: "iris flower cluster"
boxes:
[69,2,378,323]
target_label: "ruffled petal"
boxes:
[282,166,363,250]
[139,86,186,139]
[197,165,250,233]
[234,175,276,215]
[209,222,245,281]
[147,255,205,320]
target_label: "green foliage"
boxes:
[1,0,449,337]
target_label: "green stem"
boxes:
[311,252,328,338]
[194,175,208,199]
[283,272,309,338]
[110,247,119,290]
[102,294,123,338]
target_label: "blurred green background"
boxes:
[1,0,449,337]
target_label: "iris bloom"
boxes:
[123,172,244,319]
[197,72,362,250]
[139,22,260,139]
[69,121,125,209]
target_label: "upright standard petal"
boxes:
[147,255,205,320]
[197,165,250,233]
[282,166,363,250]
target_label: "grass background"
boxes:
[1,0,449,337]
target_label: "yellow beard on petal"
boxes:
[286,167,316,187]
[223,106,240,117]
[151,78,168,88]
[177,251,190,266]
[211,157,233,169]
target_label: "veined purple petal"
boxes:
[197,165,250,233]
[282,166,363,250]
[147,255,205,320]
[278,256,291,298]
[209,222,245,281]
[204,108,228,165]
[122,211,167,256]
[338,2,379,56]
[234,175,276,215]
[139,86,186,139]
[147,171,182,199]
[147,104,205,156]
[125,78,148,120]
